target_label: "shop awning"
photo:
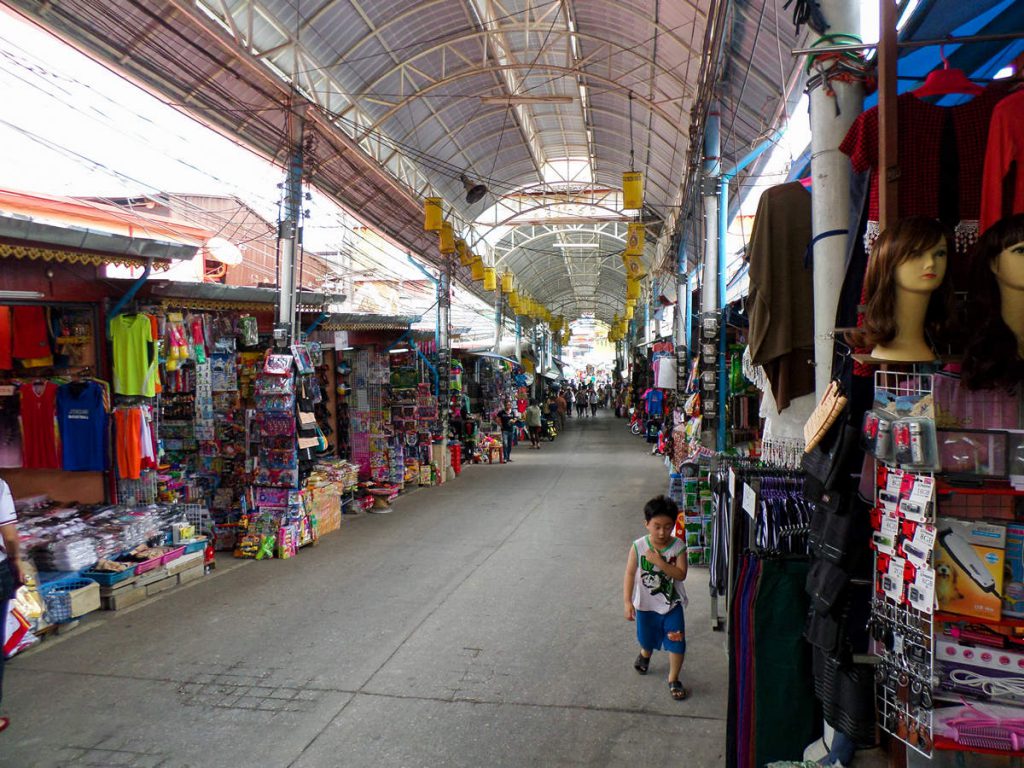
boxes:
[321,313,417,331]
[0,187,208,264]
[469,351,520,366]
[108,280,346,311]
[540,371,560,381]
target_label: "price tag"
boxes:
[908,567,935,614]
[885,468,905,496]
[884,556,906,602]
[909,475,935,506]
[742,483,757,519]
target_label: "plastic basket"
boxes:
[160,545,186,565]
[182,537,207,555]
[82,567,137,587]
[40,578,96,623]
[134,555,163,575]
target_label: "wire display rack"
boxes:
[871,370,936,757]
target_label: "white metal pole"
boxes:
[701,107,721,314]
[810,0,863,398]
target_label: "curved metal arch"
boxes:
[431,131,676,202]
[472,202,640,247]
[308,1,701,87]
[360,63,684,142]
[492,225,654,272]
[404,100,685,173]
[358,25,693,104]
[516,264,631,298]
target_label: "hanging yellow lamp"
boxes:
[625,222,645,256]
[622,172,644,210]
[509,290,520,310]
[424,197,443,231]
[623,252,647,279]
[501,271,514,294]
[439,221,455,254]
[626,277,641,300]
[456,239,472,266]
[483,267,497,291]
[625,304,634,320]
[471,256,485,281]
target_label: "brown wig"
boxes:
[847,217,954,352]
[962,213,1024,391]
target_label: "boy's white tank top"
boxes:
[632,535,688,614]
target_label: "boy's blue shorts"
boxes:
[636,604,686,655]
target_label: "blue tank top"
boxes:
[58,381,108,471]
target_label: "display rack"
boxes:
[868,370,937,757]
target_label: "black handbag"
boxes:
[801,419,860,490]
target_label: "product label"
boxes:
[743,483,757,519]
[884,556,906,602]
[908,568,935,614]
[885,468,905,497]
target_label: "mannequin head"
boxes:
[962,213,1024,390]
[850,217,954,353]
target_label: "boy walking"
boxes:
[623,495,689,700]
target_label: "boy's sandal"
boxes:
[0,716,9,733]
[633,653,651,675]
[669,681,688,700]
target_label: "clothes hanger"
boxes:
[913,45,984,98]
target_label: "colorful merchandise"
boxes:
[19,380,59,469]
[110,313,156,396]
[57,380,108,471]
[11,305,51,362]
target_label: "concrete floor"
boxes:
[2,412,727,767]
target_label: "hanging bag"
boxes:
[803,379,848,452]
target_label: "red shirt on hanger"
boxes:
[981,89,1024,233]
[20,380,60,469]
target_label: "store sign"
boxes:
[334,331,350,350]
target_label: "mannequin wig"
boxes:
[962,213,1024,391]
[848,216,954,352]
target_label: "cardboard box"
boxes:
[1004,523,1024,618]
[68,581,101,617]
[936,518,1005,621]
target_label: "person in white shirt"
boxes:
[0,479,22,734]
[524,401,543,449]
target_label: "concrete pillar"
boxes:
[810,0,863,398]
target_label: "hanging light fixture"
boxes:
[460,173,488,205]
[439,221,455,254]
[424,197,443,231]
[483,267,497,292]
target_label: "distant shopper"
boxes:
[524,401,543,449]
[555,391,567,430]
[0,478,23,733]
[589,387,599,417]
[623,495,689,701]
[564,387,575,418]
[496,401,517,463]
[576,388,587,418]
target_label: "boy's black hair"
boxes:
[644,495,678,523]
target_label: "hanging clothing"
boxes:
[981,89,1024,233]
[0,307,11,370]
[57,380,108,471]
[114,407,143,480]
[0,390,21,468]
[840,84,1009,283]
[110,314,156,397]
[746,182,815,411]
[11,306,52,364]
[19,380,60,469]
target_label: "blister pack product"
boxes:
[893,417,939,470]
[862,409,896,462]
[263,354,293,376]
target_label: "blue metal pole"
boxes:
[406,254,439,351]
[714,129,784,451]
[718,177,729,452]
[107,258,153,338]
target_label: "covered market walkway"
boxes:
[3,415,726,768]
